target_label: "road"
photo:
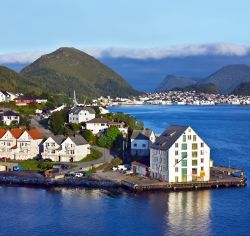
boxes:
[30,116,52,138]
[76,146,114,169]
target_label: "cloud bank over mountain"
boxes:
[1,43,250,64]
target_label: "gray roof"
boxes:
[50,134,88,146]
[70,135,88,145]
[86,117,110,124]
[151,125,188,150]
[131,129,153,140]
[69,106,95,115]
[51,135,66,145]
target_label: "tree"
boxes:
[97,126,121,148]
[19,115,31,129]
[49,108,68,134]
[81,129,96,143]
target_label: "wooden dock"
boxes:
[121,166,247,192]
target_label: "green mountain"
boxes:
[206,64,250,93]
[0,66,20,91]
[155,75,200,92]
[174,83,219,94]
[20,47,140,98]
[232,82,250,96]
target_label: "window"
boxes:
[175,143,178,148]
[175,167,178,173]
[181,152,187,158]
[192,143,198,150]
[201,158,204,163]
[183,135,186,142]
[192,168,197,174]
[201,166,204,171]
[182,143,187,150]
[182,160,187,167]
[182,168,187,175]
[175,159,179,165]
[200,150,204,155]
[142,144,146,148]
[175,150,178,155]
[192,151,198,158]
[193,135,197,141]
[188,135,192,140]
[192,160,198,166]
[134,143,137,147]
[201,142,204,147]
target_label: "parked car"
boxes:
[117,165,128,171]
[13,166,24,171]
[53,165,62,169]
[61,164,71,169]
[125,170,133,175]
[64,173,75,178]
[74,172,84,178]
[1,157,9,161]
[43,158,52,162]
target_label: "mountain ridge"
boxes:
[156,64,250,94]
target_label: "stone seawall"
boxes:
[0,175,120,189]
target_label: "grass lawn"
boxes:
[8,160,58,171]
[79,149,102,162]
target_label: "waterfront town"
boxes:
[93,91,250,106]
[0,89,246,191]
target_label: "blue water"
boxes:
[0,105,250,236]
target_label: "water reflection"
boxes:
[166,190,211,236]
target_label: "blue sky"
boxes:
[1,0,250,59]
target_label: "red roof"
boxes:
[28,129,43,139]
[0,129,6,138]
[10,128,24,139]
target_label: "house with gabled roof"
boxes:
[150,125,212,183]
[0,110,20,125]
[85,117,128,135]
[42,134,90,162]
[130,129,155,157]
[0,128,43,160]
[68,106,95,124]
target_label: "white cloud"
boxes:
[87,43,250,59]
[1,43,250,64]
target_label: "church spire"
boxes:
[73,90,78,106]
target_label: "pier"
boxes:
[121,166,247,191]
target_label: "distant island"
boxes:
[156,64,250,96]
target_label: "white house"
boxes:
[0,110,20,125]
[99,107,109,115]
[132,161,150,176]
[68,106,95,124]
[0,129,43,160]
[42,134,90,162]
[150,125,212,183]
[85,118,128,135]
[131,129,156,157]
[0,91,16,103]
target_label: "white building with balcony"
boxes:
[42,134,90,162]
[150,125,212,183]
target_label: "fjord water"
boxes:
[0,105,250,236]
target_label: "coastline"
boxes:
[0,172,246,192]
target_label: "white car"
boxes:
[74,172,83,177]
[117,165,127,171]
